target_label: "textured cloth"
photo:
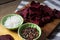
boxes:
[15,0,60,13]
[15,1,29,13]
[44,0,60,11]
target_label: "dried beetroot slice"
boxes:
[53,9,60,19]
[30,1,40,8]
[43,5,52,14]
[0,34,14,40]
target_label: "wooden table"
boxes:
[0,19,60,40]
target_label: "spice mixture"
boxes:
[21,27,39,40]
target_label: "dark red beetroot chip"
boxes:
[39,20,45,27]
[29,7,38,12]
[43,5,52,13]
[53,9,60,19]
[28,8,34,14]
[30,1,40,8]
[55,11,60,19]
[42,6,54,18]
[31,20,40,25]
[0,34,14,40]
[21,8,29,18]
[55,13,60,19]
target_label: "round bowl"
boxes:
[1,14,24,30]
[18,23,41,40]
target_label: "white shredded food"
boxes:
[4,15,21,28]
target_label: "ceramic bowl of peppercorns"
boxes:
[18,23,41,40]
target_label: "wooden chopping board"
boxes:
[0,24,22,40]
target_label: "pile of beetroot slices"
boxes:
[17,1,60,27]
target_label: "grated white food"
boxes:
[4,15,21,28]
